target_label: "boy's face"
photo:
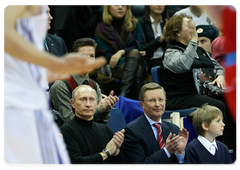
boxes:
[207,115,225,138]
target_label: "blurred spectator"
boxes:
[4,5,106,164]
[196,24,219,55]
[203,6,236,160]
[45,6,68,57]
[211,36,225,66]
[138,5,168,74]
[174,5,212,26]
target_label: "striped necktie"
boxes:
[153,123,165,149]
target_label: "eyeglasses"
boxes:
[143,98,166,104]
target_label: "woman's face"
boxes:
[109,5,127,19]
[178,17,192,45]
[149,5,165,16]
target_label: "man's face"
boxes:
[198,37,212,54]
[77,46,95,60]
[71,86,98,121]
[140,89,166,122]
[47,7,53,30]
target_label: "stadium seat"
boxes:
[107,108,126,133]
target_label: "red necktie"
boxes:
[153,123,165,149]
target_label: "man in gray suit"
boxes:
[121,83,189,163]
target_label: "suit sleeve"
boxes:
[122,125,171,164]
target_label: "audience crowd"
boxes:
[46,3,237,164]
[7,5,235,164]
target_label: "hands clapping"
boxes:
[98,90,119,113]
[105,129,125,156]
[165,127,189,155]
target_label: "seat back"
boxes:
[151,66,163,85]
[107,108,126,133]
[115,96,143,124]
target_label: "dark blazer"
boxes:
[45,33,68,57]
[121,113,180,164]
[138,16,167,60]
[138,16,167,73]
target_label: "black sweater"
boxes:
[60,116,124,164]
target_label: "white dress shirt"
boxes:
[197,135,218,155]
[149,15,164,60]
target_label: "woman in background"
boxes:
[138,5,168,74]
[94,5,146,99]
[160,13,233,151]
[4,5,106,164]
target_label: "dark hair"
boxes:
[165,13,192,44]
[143,6,169,25]
[71,38,97,52]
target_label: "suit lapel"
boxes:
[46,34,54,53]
[145,22,155,41]
[140,114,160,153]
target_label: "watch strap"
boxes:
[102,148,110,157]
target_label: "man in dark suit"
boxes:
[45,33,68,56]
[45,6,68,56]
[121,82,189,163]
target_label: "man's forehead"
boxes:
[145,88,163,95]
[77,86,96,97]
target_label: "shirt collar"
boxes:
[149,15,155,24]
[144,112,162,126]
[198,135,218,150]
[149,15,163,24]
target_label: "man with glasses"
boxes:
[121,82,189,163]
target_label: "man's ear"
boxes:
[139,101,144,110]
[71,99,75,108]
[201,122,209,131]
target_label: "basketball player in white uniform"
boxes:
[4,5,106,163]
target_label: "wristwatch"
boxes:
[102,148,110,157]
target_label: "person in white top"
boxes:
[185,104,231,163]
[174,5,212,26]
[4,5,106,164]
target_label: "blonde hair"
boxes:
[102,5,138,32]
[192,103,223,136]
